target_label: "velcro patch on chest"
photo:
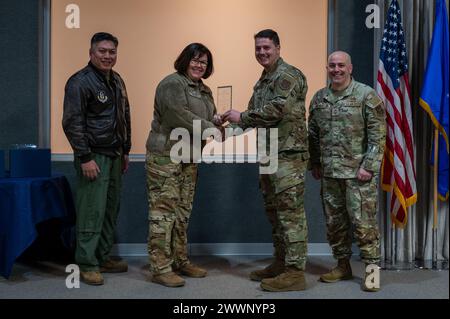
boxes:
[341,96,360,106]
[342,101,360,107]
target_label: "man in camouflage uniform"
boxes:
[308,51,386,292]
[223,29,309,292]
[146,43,221,287]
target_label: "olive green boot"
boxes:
[249,259,285,282]
[319,258,353,283]
[260,267,306,292]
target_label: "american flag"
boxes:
[377,0,417,227]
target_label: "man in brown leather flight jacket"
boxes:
[62,32,131,286]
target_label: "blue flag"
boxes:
[419,0,449,201]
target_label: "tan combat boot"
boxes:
[151,271,185,287]
[319,258,353,283]
[80,271,104,285]
[260,266,306,292]
[249,259,285,281]
[100,259,128,273]
[177,263,207,278]
[362,264,381,292]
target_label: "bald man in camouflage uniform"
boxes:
[223,29,309,292]
[308,51,386,292]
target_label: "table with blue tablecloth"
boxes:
[0,173,76,278]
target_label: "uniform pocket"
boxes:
[274,165,304,194]
[358,176,379,221]
[146,167,167,194]
[287,230,306,243]
[146,157,172,206]
[314,104,331,120]
[149,215,173,256]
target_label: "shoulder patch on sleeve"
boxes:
[280,78,292,90]
[276,74,296,94]
[365,92,383,109]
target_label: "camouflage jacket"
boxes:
[146,72,217,157]
[239,58,309,157]
[308,79,386,178]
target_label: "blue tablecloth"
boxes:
[0,174,75,278]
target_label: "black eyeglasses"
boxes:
[190,59,208,67]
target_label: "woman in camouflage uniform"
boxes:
[145,43,221,287]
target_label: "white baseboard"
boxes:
[111,243,339,257]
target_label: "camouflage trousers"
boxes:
[260,152,308,270]
[146,153,198,275]
[321,176,381,264]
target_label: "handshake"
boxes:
[210,109,242,142]
[211,109,242,126]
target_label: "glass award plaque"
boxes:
[217,85,232,114]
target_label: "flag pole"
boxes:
[432,129,439,268]
[390,194,396,267]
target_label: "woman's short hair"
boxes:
[174,43,214,79]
